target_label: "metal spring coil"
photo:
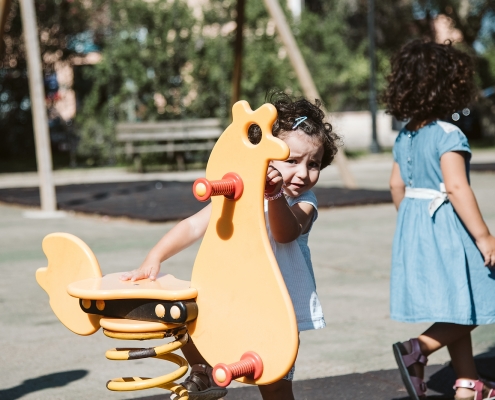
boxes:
[104,328,190,399]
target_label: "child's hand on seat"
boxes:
[120,256,161,281]
[265,165,284,196]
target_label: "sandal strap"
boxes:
[186,374,209,391]
[190,364,211,375]
[411,376,428,396]
[481,379,495,399]
[454,379,484,400]
[183,363,213,392]
[402,338,428,368]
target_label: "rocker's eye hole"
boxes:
[247,124,261,145]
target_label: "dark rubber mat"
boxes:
[132,354,495,400]
[470,163,495,172]
[0,181,392,222]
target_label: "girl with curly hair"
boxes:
[384,40,495,400]
[121,91,339,400]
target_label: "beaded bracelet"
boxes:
[264,187,285,201]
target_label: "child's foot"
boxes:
[173,364,228,400]
[392,338,428,400]
[453,379,495,400]
[402,340,426,380]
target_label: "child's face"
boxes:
[271,130,323,197]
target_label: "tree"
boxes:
[0,0,103,166]
[431,0,495,46]
[3,0,494,169]
[75,0,198,164]
[76,0,298,165]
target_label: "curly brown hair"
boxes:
[248,91,340,169]
[382,40,477,122]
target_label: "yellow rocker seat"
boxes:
[36,232,195,397]
[36,232,198,336]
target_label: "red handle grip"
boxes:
[192,172,243,202]
[212,351,263,387]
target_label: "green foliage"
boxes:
[1,0,98,70]
[4,0,494,167]
[293,0,410,111]
[474,18,495,140]
[297,3,371,111]
[76,0,300,164]
[76,0,199,163]
[183,0,234,120]
[0,0,100,163]
[238,0,299,107]
[187,0,302,114]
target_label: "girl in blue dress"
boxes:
[383,40,495,400]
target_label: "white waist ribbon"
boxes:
[405,183,448,217]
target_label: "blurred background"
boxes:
[1,4,495,398]
[1,0,494,173]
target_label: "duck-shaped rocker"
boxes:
[36,101,299,399]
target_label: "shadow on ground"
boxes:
[134,350,495,400]
[0,370,88,400]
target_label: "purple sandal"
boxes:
[393,338,428,400]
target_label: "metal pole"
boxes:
[262,0,357,188]
[19,0,59,215]
[368,0,381,153]
[231,0,245,107]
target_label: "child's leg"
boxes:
[258,363,295,400]
[402,323,476,376]
[181,337,209,365]
[258,379,295,400]
[182,338,298,400]
[178,338,227,399]
[447,332,479,398]
[401,323,477,398]
[416,323,477,356]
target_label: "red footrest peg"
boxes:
[212,351,263,387]
[192,172,243,202]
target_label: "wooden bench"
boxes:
[115,118,223,170]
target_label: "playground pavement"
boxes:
[1,150,495,400]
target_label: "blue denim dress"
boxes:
[390,121,495,325]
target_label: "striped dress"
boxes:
[265,190,326,331]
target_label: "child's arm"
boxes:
[120,203,212,281]
[441,151,495,267]
[390,162,405,210]
[265,166,315,243]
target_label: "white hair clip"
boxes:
[292,116,307,129]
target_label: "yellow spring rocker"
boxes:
[36,101,299,399]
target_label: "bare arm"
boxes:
[441,151,495,267]
[120,203,212,281]
[390,162,405,211]
[268,198,315,243]
[265,165,315,243]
